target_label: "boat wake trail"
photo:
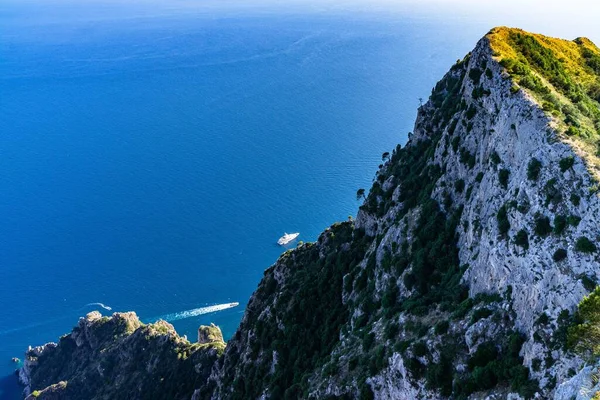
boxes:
[151,302,239,323]
[83,302,112,311]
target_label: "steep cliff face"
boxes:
[205,27,600,399]
[20,312,225,400]
[19,27,600,400]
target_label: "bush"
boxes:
[568,287,600,356]
[527,158,542,181]
[466,105,477,120]
[534,215,552,237]
[412,341,428,357]
[471,308,493,324]
[475,172,484,182]
[497,205,510,235]
[434,320,449,335]
[456,329,538,398]
[363,332,375,350]
[384,321,399,340]
[581,275,597,292]
[568,215,581,226]
[359,382,374,400]
[515,229,529,249]
[571,193,581,206]
[460,148,476,169]
[467,342,498,370]
[455,179,465,193]
[498,169,510,189]
[451,137,460,152]
[559,156,575,172]
[553,215,567,235]
[544,178,562,205]
[536,313,549,325]
[469,68,483,84]
[575,236,596,253]
[553,248,568,262]
[490,151,501,165]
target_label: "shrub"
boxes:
[554,215,567,235]
[568,215,581,226]
[544,178,562,205]
[467,342,498,370]
[498,169,510,189]
[412,341,428,357]
[497,205,510,235]
[534,215,552,237]
[581,275,597,292]
[460,148,476,169]
[537,313,550,325]
[466,105,477,120]
[434,320,450,335]
[469,68,483,84]
[571,193,581,206]
[359,382,374,400]
[475,172,484,182]
[568,287,600,356]
[363,332,375,350]
[471,308,493,324]
[575,237,597,253]
[451,137,460,152]
[348,355,359,371]
[455,179,465,193]
[527,158,542,181]
[553,248,568,262]
[490,151,501,165]
[515,229,529,249]
[559,156,575,172]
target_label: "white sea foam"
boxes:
[153,302,239,323]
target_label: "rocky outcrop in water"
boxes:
[20,311,225,400]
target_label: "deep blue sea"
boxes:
[0,1,491,397]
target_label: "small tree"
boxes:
[568,287,600,358]
[575,237,597,253]
[356,188,366,201]
[382,152,390,163]
[559,156,575,172]
[515,229,529,250]
[527,158,542,181]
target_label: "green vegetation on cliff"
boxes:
[210,222,370,399]
[488,27,600,177]
[569,286,600,358]
[23,312,224,400]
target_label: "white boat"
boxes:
[277,232,299,245]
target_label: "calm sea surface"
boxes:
[0,2,487,397]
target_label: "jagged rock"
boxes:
[19,312,224,399]
[198,324,224,344]
[554,364,600,400]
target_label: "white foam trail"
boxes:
[152,302,239,323]
[84,302,112,311]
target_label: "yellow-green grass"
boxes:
[487,27,600,179]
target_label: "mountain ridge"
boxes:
[18,27,600,400]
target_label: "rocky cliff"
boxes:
[19,312,225,400]
[19,27,600,399]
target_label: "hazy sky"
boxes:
[3,0,599,44]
